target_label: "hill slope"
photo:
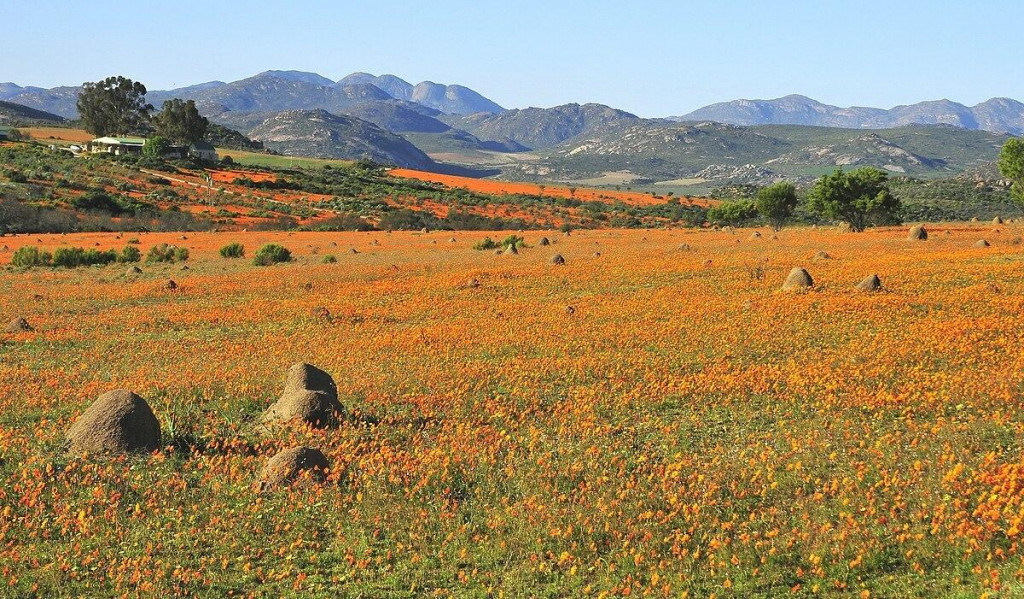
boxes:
[506,122,1008,184]
[444,103,641,150]
[246,109,436,169]
[0,101,65,125]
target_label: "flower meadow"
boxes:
[1,225,1024,597]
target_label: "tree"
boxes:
[154,99,209,144]
[999,137,1024,204]
[706,200,757,226]
[755,181,798,231]
[806,167,900,232]
[143,136,170,158]
[77,76,153,137]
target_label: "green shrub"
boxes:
[11,246,52,268]
[52,246,118,268]
[219,242,245,258]
[321,254,337,263]
[473,237,499,250]
[473,235,524,251]
[126,237,141,245]
[71,191,125,214]
[253,244,291,266]
[117,245,141,263]
[146,243,189,263]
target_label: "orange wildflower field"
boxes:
[389,168,715,207]
[3,225,1024,597]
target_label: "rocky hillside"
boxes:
[508,122,1008,184]
[676,94,1024,135]
[444,103,641,150]
[246,109,436,169]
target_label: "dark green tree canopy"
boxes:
[999,137,1024,204]
[706,199,758,226]
[76,76,153,137]
[806,167,901,232]
[142,135,170,158]
[755,181,798,231]
[154,99,209,144]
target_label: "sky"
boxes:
[2,0,1022,117]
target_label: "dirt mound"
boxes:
[856,274,883,292]
[66,390,161,454]
[125,266,143,276]
[5,318,32,333]
[907,225,928,241]
[549,254,565,265]
[993,216,1004,225]
[258,446,329,489]
[538,237,550,246]
[782,267,814,291]
[262,363,344,428]
[974,239,990,248]
[811,250,832,261]
[749,231,762,240]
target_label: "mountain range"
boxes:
[0,71,505,120]
[674,94,1024,135]
[1,71,1019,186]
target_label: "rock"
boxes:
[5,317,32,333]
[66,390,161,455]
[262,363,344,428]
[782,267,814,291]
[549,254,565,265]
[856,274,882,292]
[974,239,990,248]
[907,225,928,241]
[503,244,518,255]
[538,237,550,246]
[258,447,329,489]
[812,250,832,261]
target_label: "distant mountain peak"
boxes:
[675,95,1024,135]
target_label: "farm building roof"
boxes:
[92,136,146,146]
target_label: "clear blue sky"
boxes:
[2,0,1021,117]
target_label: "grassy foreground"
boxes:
[2,226,1024,597]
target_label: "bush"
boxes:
[706,200,758,226]
[221,155,234,165]
[219,242,245,258]
[71,191,125,214]
[11,246,52,268]
[473,237,499,250]
[253,244,291,266]
[52,246,118,268]
[146,243,189,263]
[321,254,337,264]
[117,245,141,263]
